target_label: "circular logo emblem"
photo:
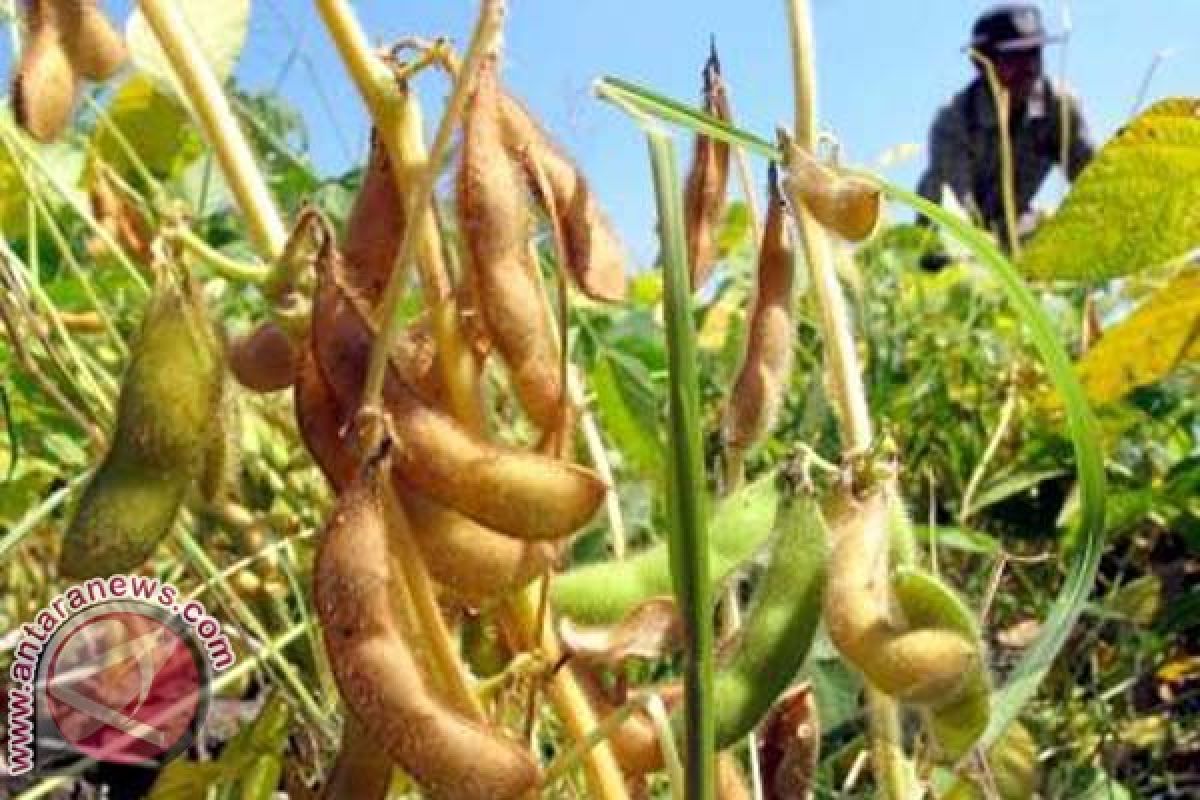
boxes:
[36,601,210,769]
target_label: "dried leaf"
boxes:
[558,597,682,666]
[757,683,819,800]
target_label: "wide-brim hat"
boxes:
[965,3,1065,53]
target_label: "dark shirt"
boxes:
[916,75,1095,242]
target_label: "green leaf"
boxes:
[90,75,204,179]
[1020,98,1200,280]
[126,0,251,103]
[913,525,1001,556]
[591,351,665,481]
[1073,267,1200,404]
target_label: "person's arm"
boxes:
[1059,89,1096,180]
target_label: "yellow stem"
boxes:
[783,3,914,798]
[971,50,1021,257]
[135,0,288,260]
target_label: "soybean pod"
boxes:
[313,471,540,800]
[892,566,991,761]
[61,279,225,578]
[723,166,796,454]
[706,485,828,749]
[551,471,781,624]
[823,489,978,705]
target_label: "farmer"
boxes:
[917,3,1095,266]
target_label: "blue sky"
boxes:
[5,2,1199,263]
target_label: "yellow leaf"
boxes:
[1075,268,1200,404]
[1021,98,1200,280]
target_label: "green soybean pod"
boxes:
[708,488,828,748]
[939,721,1037,800]
[60,461,190,578]
[892,566,991,761]
[551,471,780,624]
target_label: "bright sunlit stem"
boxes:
[135,0,288,260]
[783,2,915,798]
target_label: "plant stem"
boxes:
[317,8,628,795]
[502,589,631,800]
[176,228,270,285]
[647,128,715,800]
[135,0,288,260]
[782,3,915,798]
[316,0,501,442]
[970,50,1020,257]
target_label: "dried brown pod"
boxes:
[293,344,358,491]
[399,483,557,608]
[459,58,566,434]
[314,473,540,800]
[11,0,126,142]
[683,44,732,289]
[723,166,795,452]
[343,132,403,305]
[757,684,819,800]
[319,714,392,800]
[497,94,628,303]
[51,0,127,82]
[12,9,76,142]
[310,246,605,541]
[230,321,298,394]
[784,145,881,243]
[85,168,153,263]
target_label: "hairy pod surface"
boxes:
[320,714,393,800]
[111,281,226,471]
[12,15,76,142]
[230,321,298,393]
[824,490,977,704]
[683,47,732,289]
[459,59,565,434]
[60,461,189,578]
[199,387,239,502]
[723,170,796,452]
[784,146,881,243]
[314,478,540,800]
[311,257,605,540]
[293,345,359,491]
[552,471,781,624]
[708,490,828,748]
[51,0,126,81]
[61,281,225,577]
[892,566,991,761]
[497,94,627,303]
[343,132,403,305]
[398,482,557,607]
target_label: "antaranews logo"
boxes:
[5,575,234,778]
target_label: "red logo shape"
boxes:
[43,608,203,765]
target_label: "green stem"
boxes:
[646,128,714,800]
